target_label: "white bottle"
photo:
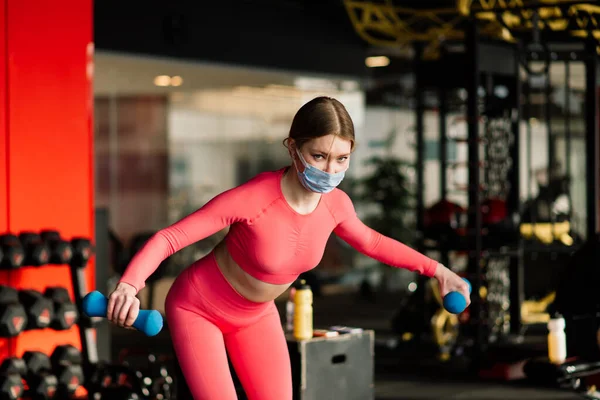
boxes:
[285,287,296,333]
[548,314,567,364]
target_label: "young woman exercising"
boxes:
[107,96,471,399]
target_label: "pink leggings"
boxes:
[165,252,292,399]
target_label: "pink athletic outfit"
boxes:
[120,167,438,399]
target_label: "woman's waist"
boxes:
[212,241,294,303]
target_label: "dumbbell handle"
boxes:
[81,291,163,337]
[443,278,472,314]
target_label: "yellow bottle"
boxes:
[293,280,313,340]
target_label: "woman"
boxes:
[107,96,471,399]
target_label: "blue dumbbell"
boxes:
[443,278,472,314]
[82,291,163,337]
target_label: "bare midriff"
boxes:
[213,240,293,303]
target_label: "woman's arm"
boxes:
[119,186,250,292]
[332,191,438,277]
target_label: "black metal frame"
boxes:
[584,38,599,239]
[465,19,486,358]
[412,20,600,361]
[414,32,522,360]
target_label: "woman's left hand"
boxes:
[434,263,471,306]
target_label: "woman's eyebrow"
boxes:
[309,148,350,157]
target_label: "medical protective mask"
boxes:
[294,149,345,194]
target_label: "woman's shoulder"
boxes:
[326,187,353,204]
[241,167,285,189]
[322,187,355,221]
[225,167,284,202]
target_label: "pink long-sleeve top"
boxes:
[120,168,438,292]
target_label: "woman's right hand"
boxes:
[107,282,140,329]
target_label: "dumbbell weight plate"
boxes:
[54,364,84,396]
[40,230,73,265]
[50,345,82,369]
[25,372,58,400]
[18,232,50,267]
[0,374,23,400]
[0,235,24,270]
[0,358,27,378]
[99,387,141,399]
[49,344,84,395]
[18,290,54,330]
[0,286,28,337]
[45,288,78,330]
[0,357,27,400]
[70,238,93,268]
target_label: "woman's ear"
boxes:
[287,138,297,158]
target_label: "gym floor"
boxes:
[111,291,585,400]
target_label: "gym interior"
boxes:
[1,0,599,399]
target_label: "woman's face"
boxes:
[293,134,352,174]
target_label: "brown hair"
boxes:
[284,96,355,152]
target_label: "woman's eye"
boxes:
[338,157,348,162]
[312,154,324,160]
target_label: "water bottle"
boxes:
[285,287,296,333]
[293,280,313,340]
[547,313,567,364]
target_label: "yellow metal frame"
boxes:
[343,0,600,57]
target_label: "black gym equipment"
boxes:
[395,35,523,364]
[553,233,600,361]
[0,286,28,337]
[40,230,73,265]
[70,237,93,269]
[44,287,78,331]
[18,232,50,267]
[117,351,175,400]
[0,358,26,400]
[0,235,24,270]
[49,344,84,397]
[18,290,54,331]
[22,351,59,400]
[392,6,600,369]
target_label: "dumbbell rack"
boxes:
[0,230,95,398]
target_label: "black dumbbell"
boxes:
[70,238,93,268]
[50,345,84,397]
[0,358,26,400]
[110,365,149,398]
[44,287,78,330]
[18,232,50,267]
[0,286,28,337]
[0,234,24,270]
[22,351,58,400]
[99,386,141,399]
[18,290,54,330]
[83,362,114,397]
[142,354,173,400]
[40,231,73,265]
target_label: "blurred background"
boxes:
[2,0,600,399]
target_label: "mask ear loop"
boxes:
[294,148,309,173]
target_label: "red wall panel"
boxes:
[0,0,10,361]
[7,0,94,357]
[0,0,7,231]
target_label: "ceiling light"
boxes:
[154,75,171,87]
[365,56,390,68]
[171,76,183,87]
[294,77,337,91]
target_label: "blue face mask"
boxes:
[294,149,346,194]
